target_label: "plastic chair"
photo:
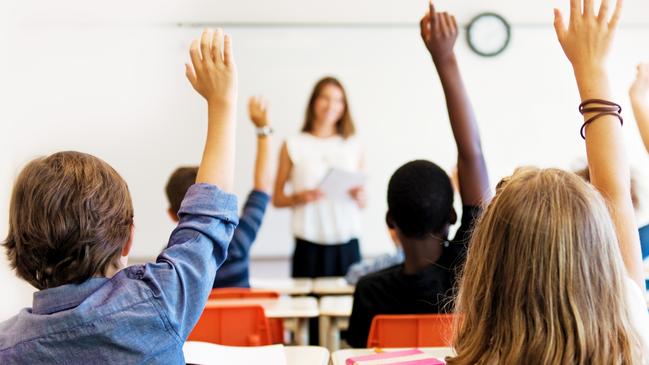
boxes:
[366,314,455,348]
[208,288,280,300]
[188,305,272,346]
[207,288,284,344]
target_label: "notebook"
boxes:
[346,349,445,365]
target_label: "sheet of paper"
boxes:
[184,342,287,365]
[346,349,445,365]
[318,168,366,200]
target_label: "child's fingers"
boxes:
[608,0,623,30]
[553,8,567,42]
[200,29,213,65]
[212,28,224,63]
[583,0,594,16]
[439,12,450,36]
[570,0,581,21]
[189,39,202,73]
[598,0,611,23]
[223,34,234,66]
[185,63,198,88]
[450,15,458,33]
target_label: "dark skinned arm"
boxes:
[420,1,491,206]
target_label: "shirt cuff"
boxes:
[178,183,239,224]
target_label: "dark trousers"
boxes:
[291,237,361,278]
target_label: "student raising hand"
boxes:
[186,29,238,192]
[630,63,649,153]
[554,0,645,289]
[420,0,458,65]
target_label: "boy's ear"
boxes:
[449,207,458,225]
[121,224,135,258]
[385,211,395,229]
[167,208,179,223]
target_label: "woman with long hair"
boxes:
[448,0,649,363]
[273,77,365,278]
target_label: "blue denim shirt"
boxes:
[0,184,238,364]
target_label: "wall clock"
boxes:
[466,12,511,57]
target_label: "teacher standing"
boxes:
[273,77,365,278]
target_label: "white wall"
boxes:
[3,0,649,318]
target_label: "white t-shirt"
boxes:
[625,277,649,363]
[286,133,363,244]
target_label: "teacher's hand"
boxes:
[292,189,324,206]
[349,186,367,209]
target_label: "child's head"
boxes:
[302,76,355,138]
[386,160,455,241]
[450,167,642,364]
[4,152,134,290]
[165,166,198,221]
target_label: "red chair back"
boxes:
[209,288,280,300]
[188,305,272,346]
[367,314,455,348]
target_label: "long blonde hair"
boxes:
[449,167,643,365]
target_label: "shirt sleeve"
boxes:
[132,183,239,341]
[227,190,270,259]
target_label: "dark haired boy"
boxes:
[166,96,273,288]
[0,29,239,363]
[345,4,491,348]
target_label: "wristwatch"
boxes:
[256,126,274,137]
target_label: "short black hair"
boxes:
[387,160,454,238]
[165,166,198,216]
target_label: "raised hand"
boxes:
[248,96,270,127]
[420,1,458,65]
[186,28,237,105]
[553,0,622,75]
[630,63,649,101]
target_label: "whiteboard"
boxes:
[7,22,649,260]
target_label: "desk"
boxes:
[313,277,355,295]
[319,295,353,351]
[206,297,319,345]
[285,346,329,365]
[250,278,313,296]
[332,347,455,365]
[184,342,329,365]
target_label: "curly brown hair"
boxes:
[3,151,134,290]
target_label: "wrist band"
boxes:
[256,126,274,137]
[578,99,623,140]
[579,99,622,114]
[580,112,624,139]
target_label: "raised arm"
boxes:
[554,0,644,288]
[185,29,237,192]
[248,96,273,194]
[420,1,490,206]
[630,63,649,153]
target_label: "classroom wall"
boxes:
[3,0,649,319]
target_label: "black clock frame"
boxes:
[466,12,511,58]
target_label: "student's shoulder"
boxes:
[355,264,403,293]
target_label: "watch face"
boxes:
[467,13,511,57]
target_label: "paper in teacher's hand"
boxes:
[318,168,366,200]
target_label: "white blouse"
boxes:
[286,132,363,245]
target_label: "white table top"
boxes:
[184,342,329,365]
[285,346,329,365]
[205,296,319,318]
[319,295,353,317]
[313,277,355,295]
[332,347,455,365]
[250,278,314,296]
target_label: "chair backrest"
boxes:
[188,305,272,346]
[366,314,455,348]
[209,288,280,300]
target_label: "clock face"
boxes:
[467,13,511,57]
